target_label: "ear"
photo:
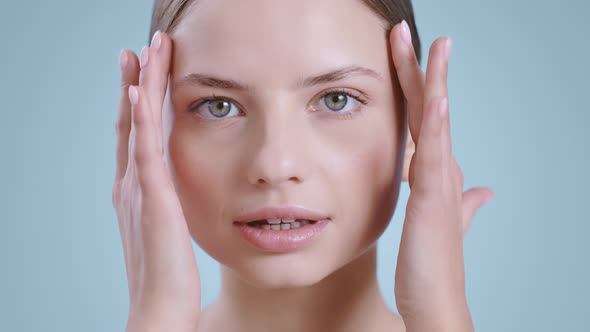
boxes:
[401,124,415,182]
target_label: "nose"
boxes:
[245,116,310,188]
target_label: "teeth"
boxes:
[264,218,304,224]
[249,219,315,230]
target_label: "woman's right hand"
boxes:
[112,31,201,331]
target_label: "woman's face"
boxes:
[162,0,405,288]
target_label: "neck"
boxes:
[201,244,403,332]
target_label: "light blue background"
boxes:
[1,0,588,331]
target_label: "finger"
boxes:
[424,37,451,107]
[461,187,494,234]
[138,31,172,152]
[128,85,167,194]
[439,64,453,186]
[423,37,452,187]
[411,96,446,194]
[389,20,425,144]
[115,49,140,181]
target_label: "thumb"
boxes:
[462,187,494,235]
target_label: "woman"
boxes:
[112,0,494,331]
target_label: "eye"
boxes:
[314,89,368,118]
[189,95,242,119]
[324,93,348,111]
[187,90,368,120]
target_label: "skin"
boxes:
[112,0,494,331]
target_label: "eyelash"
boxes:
[188,88,369,121]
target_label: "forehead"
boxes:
[171,0,390,86]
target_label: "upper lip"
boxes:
[234,206,330,223]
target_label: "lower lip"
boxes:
[234,220,330,253]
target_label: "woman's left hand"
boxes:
[390,20,494,332]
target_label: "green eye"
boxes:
[323,93,348,111]
[208,99,232,117]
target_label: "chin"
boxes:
[223,251,341,290]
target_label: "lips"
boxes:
[234,219,330,252]
[233,206,331,252]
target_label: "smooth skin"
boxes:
[112,19,493,332]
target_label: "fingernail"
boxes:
[439,97,448,118]
[119,50,128,69]
[129,85,139,105]
[400,20,412,47]
[140,46,149,69]
[151,30,162,50]
[445,37,453,59]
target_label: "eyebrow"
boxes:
[173,65,383,91]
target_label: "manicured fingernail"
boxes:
[400,20,412,47]
[151,30,162,50]
[439,97,448,118]
[140,46,149,69]
[119,50,128,69]
[445,37,453,59]
[129,85,138,105]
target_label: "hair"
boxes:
[147,0,422,64]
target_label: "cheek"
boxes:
[317,110,400,244]
[167,124,235,255]
[338,136,397,220]
[318,108,399,195]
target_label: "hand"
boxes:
[390,21,494,331]
[112,31,200,331]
